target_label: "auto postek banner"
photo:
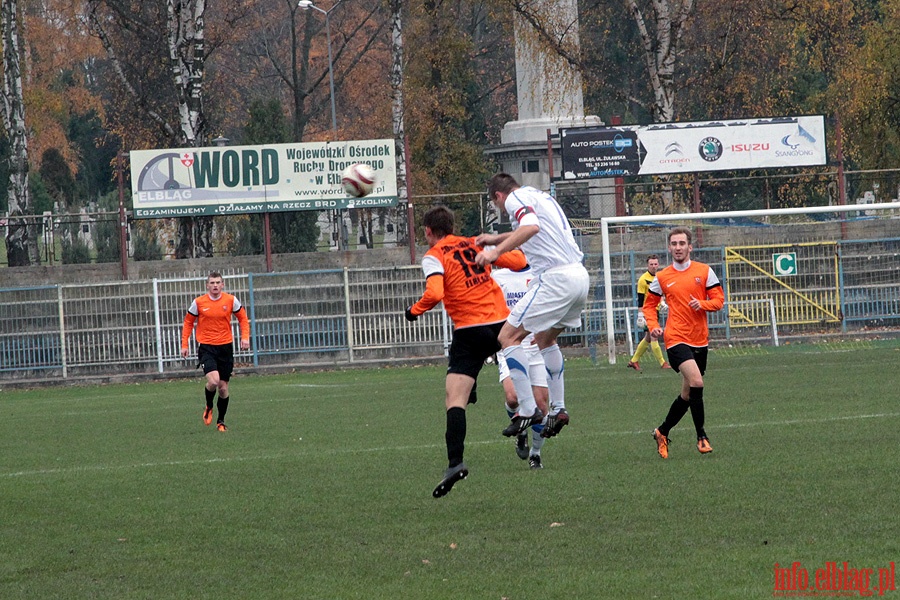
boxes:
[560,115,827,180]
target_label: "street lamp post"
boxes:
[298,0,346,250]
[298,0,338,134]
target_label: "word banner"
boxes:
[131,139,398,218]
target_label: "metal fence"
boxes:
[1,235,898,382]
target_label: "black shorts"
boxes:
[447,322,504,380]
[197,343,235,381]
[666,343,708,375]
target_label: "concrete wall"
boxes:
[0,247,421,287]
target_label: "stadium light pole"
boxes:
[298,0,338,135]
[299,0,347,250]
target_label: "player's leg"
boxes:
[444,373,473,463]
[653,344,693,458]
[213,346,235,431]
[500,371,529,461]
[433,373,474,498]
[523,337,549,416]
[536,330,569,438]
[497,321,542,435]
[650,338,668,367]
[682,347,712,453]
[215,379,230,431]
[434,327,494,498]
[528,384,548,469]
[525,263,588,439]
[197,344,219,426]
[203,373,218,426]
[628,332,650,370]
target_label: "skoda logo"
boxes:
[699,137,723,162]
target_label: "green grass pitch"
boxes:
[1,341,898,599]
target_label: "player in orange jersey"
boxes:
[643,228,724,458]
[181,272,251,432]
[405,205,527,498]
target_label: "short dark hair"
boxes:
[647,254,659,262]
[423,205,455,238]
[487,173,519,201]
[668,227,692,244]
[208,271,223,281]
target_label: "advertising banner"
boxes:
[130,139,398,219]
[560,116,827,179]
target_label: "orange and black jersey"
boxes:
[644,260,724,349]
[181,292,250,349]
[410,235,527,329]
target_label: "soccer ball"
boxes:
[341,163,376,198]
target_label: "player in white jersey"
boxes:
[475,173,590,439]
[491,264,551,469]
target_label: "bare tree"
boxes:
[1,0,38,266]
[389,0,408,246]
[88,0,214,257]
[234,0,387,141]
[625,0,694,123]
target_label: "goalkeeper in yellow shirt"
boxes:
[627,255,671,371]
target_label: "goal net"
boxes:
[585,201,900,364]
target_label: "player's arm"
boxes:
[406,274,444,320]
[235,305,251,350]
[180,301,199,358]
[643,291,662,330]
[699,283,725,312]
[474,224,539,266]
[697,267,725,312]
[493,248,527,271]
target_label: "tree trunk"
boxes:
[626,0,694,123]
[166,0,212,257]
[626,0,694,212]
[1,0,38,266]
[90,0,211,259]
[389,0,409,246]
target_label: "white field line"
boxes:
[2,411,897,479]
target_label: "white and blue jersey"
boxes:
[503,186,584,276]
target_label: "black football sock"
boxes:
[659,395,690,437]
[205,387,215,408]
[446,407,466,468]
[217,395,229,423]
[689,387,706,439]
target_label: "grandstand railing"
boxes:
[0,232,897,381]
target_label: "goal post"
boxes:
[600,201,900,364]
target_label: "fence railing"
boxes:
[1,236,897,382]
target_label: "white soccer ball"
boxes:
[341,163,376,198]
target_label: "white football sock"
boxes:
[502,345,536,416]
[541,344,565,414]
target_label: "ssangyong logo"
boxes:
[699,137,723,162]
[778,124,817,157]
